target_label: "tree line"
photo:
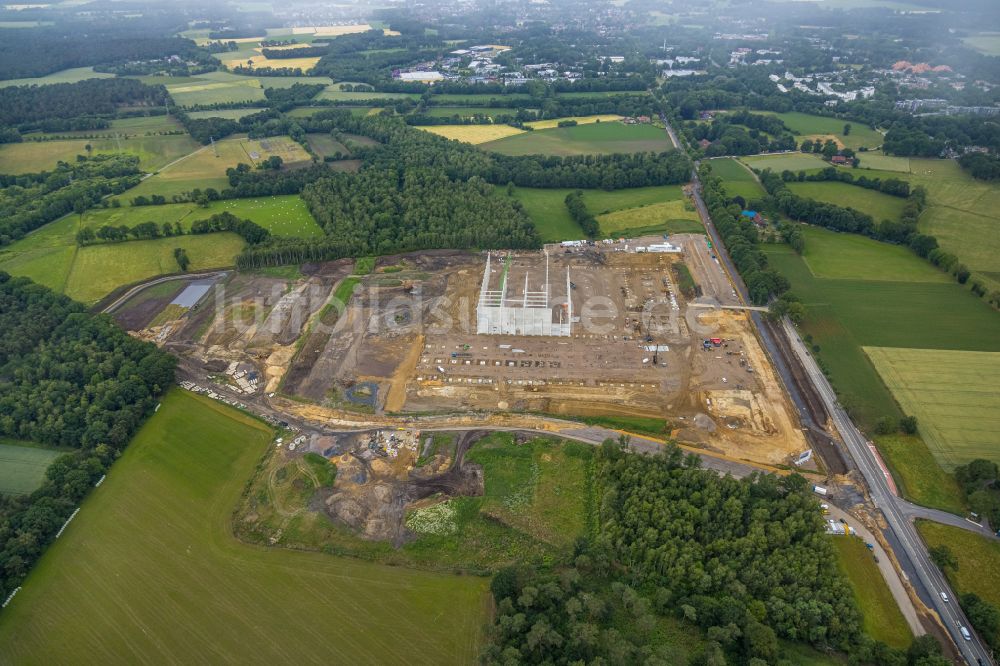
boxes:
[0,155,142,247]
[701,164,790,305]
[777,166,911,198]
[563,191,599,238]
[484,439,951,665]
[0,273,175,602]
[75,212,270,248]
[687,111,798,157]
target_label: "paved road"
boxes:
[664,114,994,664]
[897,499,996,539]
[783,319,993,665]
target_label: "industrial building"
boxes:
[476,252,572,337]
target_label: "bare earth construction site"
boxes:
[113,234,808,468]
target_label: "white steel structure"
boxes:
[477,252,571,336]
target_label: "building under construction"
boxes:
[477,252,572,336]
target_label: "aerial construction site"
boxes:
[111,233,811,469]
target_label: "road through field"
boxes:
[664,112,996,664]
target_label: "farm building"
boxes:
[477,252,572,337]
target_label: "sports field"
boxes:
[740,152,830,172]
[708,157,765,200]
[787,181,906,222]
[480,121,674,156]
[865,347,1000,468]
[832,537,912,649]
[0,441,62,496]
[0,133,200,174]
[420,124,525,144]
[0,390,487,664]
[119,135,311,202]
[798,226,948,282]
[760,112,883,150]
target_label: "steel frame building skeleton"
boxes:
[476,251,572,336]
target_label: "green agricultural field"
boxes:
[423,106,518,118]
[119,135,312,202]
[0,66,113,88]
[740,152,831,173]
[66,234,245,303]
[28,115,185,140]
[875,434,965,514]
[0,390,487,664]
[916,521,1000,608]
[0,196,315,303]
[763,243,1000,509]
[480,121,673,156]
[166,78,266,107]
[865,347,1000,468]
[305,133,351,158]
[287,106,371,118]
[0,133,201,174]
[708,157,765,200]
[856,154,911,173]
[187,108,269,120]
[832,537,912,649]
[798,226,948,282]
[787,181,906,222]
[509,187,583,242]
[430,93,533,104]
[317,87,419,102]
[597,200,701,237]
[0,441,63,496]
[84,196,324,239]
[508,185,692,242]
[760,112,883,150]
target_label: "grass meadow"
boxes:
[597,200,702,237]
[798,226,949,282]
[0,133,200,174]
[186,108,269,120]
[707,157,765,200]
[304,133,351,158]
[117,135,311,202]
[509,185,694,242]
[856,154,911,173]
[760,112,883,150]
[166,77,266,107]
[480,121,673,156]
[916,521,1000,608]
[865,348,1000,468]
[0,194,318,303]
[832,537,912,649]
[786,181,906,222]
[524,114,623,130]
[0,441,63,496]
[0,390,487,664]
[422,106,519,118]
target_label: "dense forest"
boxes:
[0,79,168,130]
[687,111,798,156]
[484,440,951,665]
[0,155,143,246]
[0,273,175,601]
[0,29,208,80]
